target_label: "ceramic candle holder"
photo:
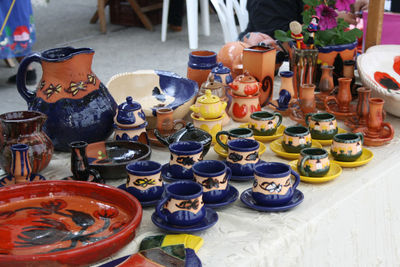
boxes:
[192,160,231,203]
[226,138,259,177]
[253,162,300,206]
[297,148,330,177]
[126,161,164,202]
[331,133,363,162]
[215,128,254,151]
[169,141,203,180]
[156,181,205,226]
[282,126,312,153]
[305,112,338,140]
[250,111,282,136]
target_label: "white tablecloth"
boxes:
[40,112,400,267]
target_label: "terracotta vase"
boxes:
[356,87,371,126]
[343,60,356,95]
[299,84,316,115]
[243,45,276,106]
[367,98,390,136]
[0,111,53,174]
[187,50,217,87]
[16,47,117,151]
[70,141,103,183]
[10,144,32,184]
[279,71,295,97]
[227,90,261,122]
[318,65,335,93]
[324,77,353,113]
[156,108,186,135]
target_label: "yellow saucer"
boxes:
[213,141,267,158]
[269,138,322,160]
[313,128,347,146]
[289,160,342,183]
[329,148,374,167]
[239,124,285,142]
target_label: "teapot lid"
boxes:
[118,96,141,112]
[176,123,212,145]
[200,76,224,91]
[212,62,231,74]
[235,71,257,83]
[197,89,220,104]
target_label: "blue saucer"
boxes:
[205,185,239,209]
[240,188,304,212]
[161,163,193,182]
[224,160,266,181]
[0,173,46,187]
[117,183,162,207]
[151,207,218,233]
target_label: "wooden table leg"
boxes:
[365,0,385,51]
[126,0,154,31]
[98,0,107,33]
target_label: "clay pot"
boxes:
[227,90,261,122]
[217,41,250,78]
[0,110,53,174]
[155,108,186,135]
[187,50,217,88]
[228,72,261,97]
[319,65,335,93]
[299,84,316,115]
[356,87,371,126]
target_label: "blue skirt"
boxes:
[0,0,36,59]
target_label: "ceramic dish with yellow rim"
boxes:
[313,127,347,146]
[213,141,267,158]
[269,138,322,160]
[239,124,285,142]
[289,160,342,183]
[329,148,374,167]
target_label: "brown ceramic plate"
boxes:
[0,180,142,267]
[86,140,151,180]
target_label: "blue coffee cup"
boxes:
[125,161,164,201]
[192,160,231,203]
[226,138,260,177]
[169,141,203,180]
[253,162,300,206]
[156,181,205,226]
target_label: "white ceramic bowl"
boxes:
[107,70,198,128]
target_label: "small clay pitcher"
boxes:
[299,84,316,115]
[324,78,352,112]
[279,71,295,98]
[70,141,103,183]
[318,65,334,94]
[156,108,186,135]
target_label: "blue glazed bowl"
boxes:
[192,160,231,203]
[125,161,163,201]
[169,141,203,180]
[156,181,205,226]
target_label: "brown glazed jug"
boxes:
[318,65,335,93]
[16,47,117,151]
[0,111,53,174]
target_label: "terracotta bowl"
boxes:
[86,140,151,180]
[107,70,198,128]
[0,180,142,267]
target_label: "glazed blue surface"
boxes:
[225,160,266,181]
[153,70,199,116]
[227,138,260,152]
[280,71,293,78]
[187,51,217,70]
[277,89,291,109]
[169,141,203,155]
[240,188,304,212]
[212,62,230,74]
[116,96,144,125]
[126,160,162,176]
[151,207,218,233]
[317,41,358,53]
[204,184,239,209]
[40,47,93,61]
[117,183,162,206]
[161,163,190,182]
[0,173,46,187]
[192,160,227,178]
[254,162,291,178]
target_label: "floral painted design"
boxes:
[39,80,46,91]
[175,199,200,210]
[87,74,96,85]
[44,84,62,99]
[66,81,87,96]
[133,178,156,188]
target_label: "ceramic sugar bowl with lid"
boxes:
[208,62,233,86]
[114,96,146,128]
[228,71,261,97]
[190,90,227,120]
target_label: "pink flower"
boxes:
[335,0,355,12]
[315,5,338,30]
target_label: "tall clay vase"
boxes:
[187,50,217,88]
[299,84,316,115]
[318,65,335,93]
[367,98,393,137]
[70,141,102,183]
[336,78,353,112]
[356,87,371,126]
[16,47,117,151]
[0,110,53,174]
[10,144,32,184]
[243,45,276,106]
[279,71,295,97]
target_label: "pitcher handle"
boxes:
[323,96,338,114]
[304,113,314,126]
[291,169,301,190]
[382,122,395,142]
[17,53,42,105]
[88,168,104,184]
[155,197,169,223]
[355,132,364,145]
[215,131,229,151]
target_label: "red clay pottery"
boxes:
[324,77,356,119]
[344,87,371,130]
[149,108,185,147]
[316,65,335,110]
[228,71,261,97]
[187,50,217,88]
[16,47,117,152]
[242,45,276,106]
[227,90,261,122]
[0,110,53,174]
[268,71,294,115]
[354,98,394,146]
[289,84,316,125]
[0,180,142,267]
[217,41,250,78]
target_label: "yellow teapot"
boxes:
[190,90,227,119]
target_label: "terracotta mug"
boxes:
[249,111,282,136]
[305,112,338,140]
[156,181,205,226]
[228,90,261,122]
[297,148,330,177]
[331,133,363,162]
[253,162,300,206]
[216,127,254,150]
[156,108,186,135]
[282,126,312,153]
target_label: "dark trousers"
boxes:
[168,0,184,26]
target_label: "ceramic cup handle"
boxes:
[382,122,395,141]
[298,155,311,177]
[216,131,230,150]
[354,132,364,145]
[291,169,301,190]
[155,197,169,223]
[274,112,283,128]
[17,53,42,104]
[304,113,315,127]
[323,96,338,114]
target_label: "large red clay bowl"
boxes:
[0,180,142,267]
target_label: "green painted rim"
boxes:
[310,128,338,140]
[300,148,329,159]
[333,133,361,143]
[310,112,336,122]
[250,111,275,120]
[228,128,254,138]
[284,126,309,137]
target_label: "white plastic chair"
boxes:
[161,0,210,50]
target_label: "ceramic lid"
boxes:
[235,71,257,83]
[197,89,220,104]
[118,96,141,112]
[212,62,231,74]
[173,123,212,145]
[201,76,224,91]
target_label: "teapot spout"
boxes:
[154,128,171,147]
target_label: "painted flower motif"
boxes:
[39,80,46,91]
[66,81,86,96]
[335,0,355,12]
[97,150,106,160]
[93,206,119,219]
[315,5,338,30]
[45,84,62,99]
[87,73,96,85]
[0,211,15,220]
[40,199,67,212]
